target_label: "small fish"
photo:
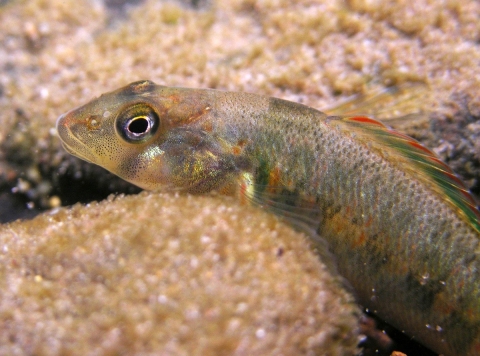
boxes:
[57,80,480,356]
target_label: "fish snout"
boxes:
[55,112,66,130]
[56,108,82,131]
[56,111,70,139]
[56,110,77,143]
[55,109,98,164]
[56,108,80,135]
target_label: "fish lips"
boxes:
[56,112,97,165]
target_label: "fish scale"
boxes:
[57,80,480,355]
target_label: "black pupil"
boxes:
[128,117,149,134]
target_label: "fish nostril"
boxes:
[86,115,102,131]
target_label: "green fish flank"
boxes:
[338,115,480,234]
[56,80,480,356]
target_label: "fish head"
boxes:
[56,80,239,192]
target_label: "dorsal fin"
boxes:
[325,84,432,120]
[332,115,480,234]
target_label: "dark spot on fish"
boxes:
[324,204,342,219]
[255,157,270,188]
[405,272,443,312]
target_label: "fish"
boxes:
[56,80,480,356]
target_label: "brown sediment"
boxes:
[0,192,359,354]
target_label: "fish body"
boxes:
[57,80,480,356]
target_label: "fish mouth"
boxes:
[60,140,96,164]
[56,113,97,164]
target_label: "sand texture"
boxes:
[0,192,359,355]
[0,0,479,355]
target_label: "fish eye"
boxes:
[116,103,159,143]
[127,116,151,135]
